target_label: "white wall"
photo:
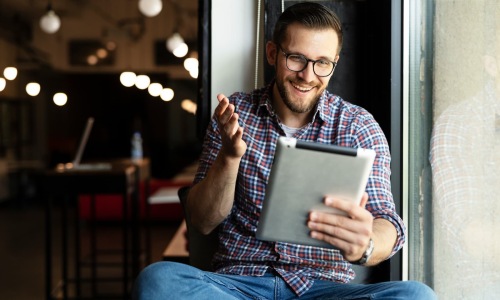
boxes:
[211,0,262,114]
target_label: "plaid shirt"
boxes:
[193,82,406,296]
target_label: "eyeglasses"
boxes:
[279,45,336,77]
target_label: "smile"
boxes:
[291,82,314,92]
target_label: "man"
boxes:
[133,2,436,299]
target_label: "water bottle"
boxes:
[131,131,143,160]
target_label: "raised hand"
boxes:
[214,94,247,159]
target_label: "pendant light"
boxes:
[138,0,163,17]
[40,2,61,34]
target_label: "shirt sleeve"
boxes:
[193,116,222,185]
[351,111,406,258]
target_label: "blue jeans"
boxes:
[132,262,437,299]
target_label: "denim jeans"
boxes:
[132,261,437,300]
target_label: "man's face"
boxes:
[267,23,340,115]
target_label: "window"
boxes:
[410,0,500,298]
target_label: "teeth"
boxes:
[291,82,313,92]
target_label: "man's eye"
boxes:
[289,55,305,63]
[316,60,331,67]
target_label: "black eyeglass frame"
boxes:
[278,45,337,77]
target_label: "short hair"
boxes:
[272,2,343,54]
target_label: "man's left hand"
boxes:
[307,192,373,262]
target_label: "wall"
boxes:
[211,0,261,114]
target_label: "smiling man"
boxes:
[133,2,436,299]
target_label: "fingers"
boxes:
[308,211,369,242]
[214,94,247,159]
[214,94,234,125]
[308,196,373,254]
[323,196,368,219]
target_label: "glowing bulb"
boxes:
[0,78,6,91]
[189,68,199,79]
[96,48,108,59]
[160,88,174,101]
[40,10,61,34]
[138,0,163,17]
[3,67,17,80]
[87,55,98,65]
[183,57,198,72]
[148,83,163,97]
[120,72,137,87]
[166,33,184,52]
[173,43,188,58]
[26,82,41,96]
[106,41,116,51]
[53,93,68,106]
[135,75,150,90]
[181,99,197,114]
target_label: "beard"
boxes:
[275,75,323,114]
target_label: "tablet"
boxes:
[256,137,376,248]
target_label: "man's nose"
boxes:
[297,61,316,82]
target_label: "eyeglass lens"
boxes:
[286,54,334,77]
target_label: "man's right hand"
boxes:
[215,94,247,159]
[187,94,247,235]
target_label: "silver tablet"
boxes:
[256,137,376,248]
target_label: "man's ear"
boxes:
[334,55,340,64]
[484,55,498,77]
[266,41,277,66]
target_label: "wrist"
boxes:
[351,238,374,265]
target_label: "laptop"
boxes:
[255,137,376,248]
[59,117,112,171]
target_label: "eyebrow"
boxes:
[282,47,336,62]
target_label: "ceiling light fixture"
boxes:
[160,88,174,101]
[138,0,163,17]
[3,67,17,80]
[0,78,6,92]
[166,32,184,52]
[135,75,150,90]
[40,3,61,34]
[148,83,163,97]
[172,43,188,58]
[120,72,137,87]
[26,82,41,96]
[53,92,68,106]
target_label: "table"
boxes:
[44,162,141,300]
[147,186,180,204]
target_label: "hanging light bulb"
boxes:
[183,57,198,72]
[160,88,174,101]
[53,92,68,106]
[26,82,41,96]
[148,83,163,97]
[135,75,150,90]
[138,0,163,17]
[172,43,188,58]
[3,67,17,80]
[40,3,61,34]
[120,71,137,87]
[189,68,199,79]
[0,78,6,92]
[166,32,184,53]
